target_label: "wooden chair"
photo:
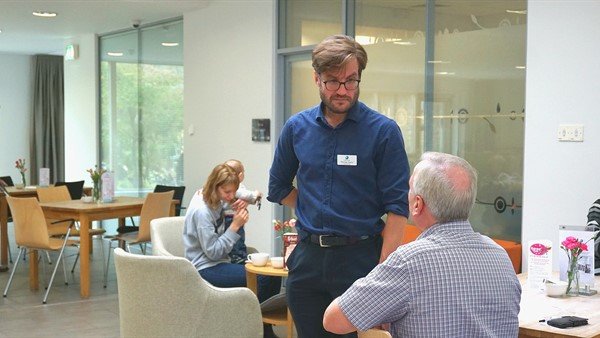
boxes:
[3,196,78,303]
[358,328,392,338]
[105,191,174,283]
[37,186,107,276]
[120,184,185,234]
[54,180,85,199]
[114,248,262,337]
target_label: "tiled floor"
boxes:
[0,222,291,337]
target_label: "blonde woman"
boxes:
[183,164,281,334]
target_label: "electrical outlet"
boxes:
[558,124,584,142]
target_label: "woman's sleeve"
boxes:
[193,208,240,260]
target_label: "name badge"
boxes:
[337,155,357,166]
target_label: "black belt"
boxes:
[307,234,378,247]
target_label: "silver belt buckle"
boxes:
[319,235,332,248]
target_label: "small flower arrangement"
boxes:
[86,165,106,183]
[15,158,27,186]
[273,218,297,236]
[86,165,106,202]
[561,236,589,294]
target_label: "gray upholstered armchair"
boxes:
[150,216,186,257]
[113,248,263,338]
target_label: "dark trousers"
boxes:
[199,262,281,303]
[225,215,248,262]
[286,235,382,338]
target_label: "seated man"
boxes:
[323,152,522,337]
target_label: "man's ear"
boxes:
[412,195,424,216]
[313,71,320,87]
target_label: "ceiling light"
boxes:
[435,72,455,75]
[506,9,527,15]
[161,42,179,47]
[515,66,526,69]
[107,52,124,57]
[33,11,57,18]
[428,60,451,64]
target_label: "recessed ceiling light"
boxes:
[506,9,527,15]
[107,52,124,57]
[428,60,451,64]
[33,11,57,18]
[435,71,455,75]
[161,42,179,47]
[515,66,526,69]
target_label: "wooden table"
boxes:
[38,196,154,298]
[0,186,90,272]
[519,273,600,337]
[245,263,294,338]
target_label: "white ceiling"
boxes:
[0,0,208,55]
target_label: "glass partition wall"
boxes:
[278,1,526,242]
[99,19,184,196]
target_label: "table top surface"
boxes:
[39,196,145,211]
[245,262,289,277]
[518,273,600,337]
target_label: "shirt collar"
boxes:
[418,220,473,239]
[315,101,363,125]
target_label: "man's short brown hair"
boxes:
[312,35,368,76]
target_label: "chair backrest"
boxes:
[6,196,52,249]
[401,224,422,244]
[55,180,85,199]
[0,176,14,187]
[358,329,392,338]
[138,191,175,243]
[37,185,72,203]
[150,216,185,257]
[114,248,262,338]
[154,185,186,216]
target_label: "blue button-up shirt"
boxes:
[268,101,409,237]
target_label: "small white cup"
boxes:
[247,253,270,267]
[271,256,284,269]
[81,196,93,203]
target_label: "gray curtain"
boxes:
[31,55,64,184]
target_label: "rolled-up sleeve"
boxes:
[375,121,409,218]
[268,119,299,204]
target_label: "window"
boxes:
[278,1,526,242]
[99,19,184,195]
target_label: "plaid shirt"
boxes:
[339,221,521,338]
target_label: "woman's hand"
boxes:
[230,207,249,231]
[231,198,249,211]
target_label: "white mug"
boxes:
[247,253,269,267]
[270,256,284,269]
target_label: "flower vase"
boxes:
[20,172,26,187]
[566,256,580,296]
[92,180,101,203]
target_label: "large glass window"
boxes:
[279,1,526,242]
[99,19,184,195]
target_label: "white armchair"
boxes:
[150,216,186,257]
[114,248,263,338]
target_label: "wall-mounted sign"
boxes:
[252,119,270,142]
[65,44,79,61]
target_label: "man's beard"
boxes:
[320,88,359,115]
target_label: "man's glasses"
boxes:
[320,77,361,91]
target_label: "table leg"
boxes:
[246,269,258,295]
[287,309,294,338]
[0,194,8,271]
[29,249,39,290]
[79,214,91,298]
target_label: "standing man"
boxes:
[268,35,409,338]
[323,152,522,337]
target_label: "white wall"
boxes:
[0,54,32,183]
[522,1,600,270]
[63,35,98,185]
[183,1,276,253]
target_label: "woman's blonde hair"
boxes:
[202,164,240,209]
